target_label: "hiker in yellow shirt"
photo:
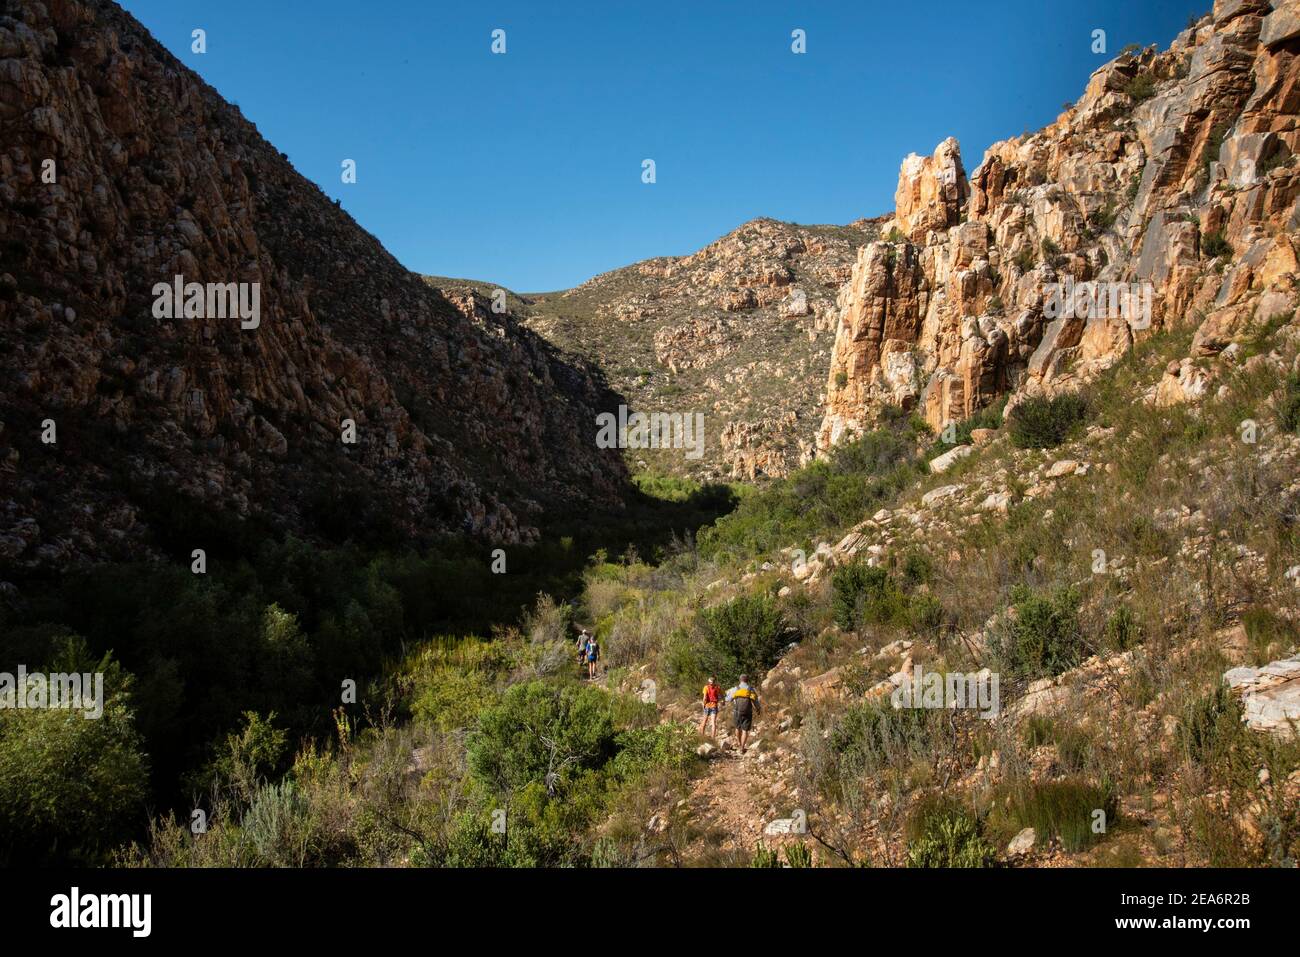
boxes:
[725,675,761,754]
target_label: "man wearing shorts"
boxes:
[725,675,761,754]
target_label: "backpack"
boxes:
[703,683,721,705]
[731,686,755,717]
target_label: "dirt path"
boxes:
[680,730,793,859]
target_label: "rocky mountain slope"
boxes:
[819,0,1299,448]
[0,0,628,571]
[436,217,881,482]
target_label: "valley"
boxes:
[1,0,1299,872]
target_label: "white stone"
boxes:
[930,444,974,474]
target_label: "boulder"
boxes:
[930,444,974,473]
[1006,827,1037,857]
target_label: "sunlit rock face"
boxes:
[820,0,1299,450]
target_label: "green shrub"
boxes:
[696,593,794,684]
[698,428,920,558]
[1009,393,1089,449]
[900,551,934,589]
[1200,122,1230,180]
[0,648,149,865]
[608,721,696,781]
[198,710,290,806]
[824,701,947,786]
[467,681,617,795]
[906,802,998,868]
[1023,715,1056,749]
[784,843,814,868]
[1013,247,1036,273]
[1179,684,1242,768]
[1103,605,1142,652]
[1258,149,1292,176]
[1088,203,1118,232]
[1242,607,1298,665]
[410,666,494,731]
[996,779,1116,852]
[989,584,1086,681]
[1278,373,1300,435]
[929,396,1006,454]
[1126,171,1142,202]
[751,843,781,867]
[241,780,311,867]
[1123,72,1156,103]
[832,564,906,632]
[1201,229,1231,259]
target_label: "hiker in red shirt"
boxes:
[699,676,723,737]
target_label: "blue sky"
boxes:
[120,0,1205,291]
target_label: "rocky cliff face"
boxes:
[0,0,627,569]
[820,0,1300,449]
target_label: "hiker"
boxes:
[576,628,591,666]
[699,676,722,737]
[725,675,761,754]
[585,633,600,679]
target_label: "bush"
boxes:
[241,780,311,866]
[1088,203,1118,232]
[687,594,794,687]
[1278,373,1300,435]
[989,584,1086,681]
[751,843,781,867]
[906,802,998,868]
[197,710,290,807]
[821,701,947,789]
[929,397,1006,455]
[995,779,1116,853]
[784,843,814,868]
[698,428,921,558]
[1123,72,1157,103]
[608,722,696,781]
[1179,684,1242,768]
[1103,605,1142,652]
[523,593,571,645]
[832,564,907,632]
[467,681,617,796]
[1200,122,1230,180]
[1201,229,1231,259]
[1242,607,1299,665]
[1009,393,1089,449]
[0,645,149,865]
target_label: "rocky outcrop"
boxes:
[894,137,969,243]
[820,0,1300,449]
[0,0,627,569]
[1226,654,1300,734]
